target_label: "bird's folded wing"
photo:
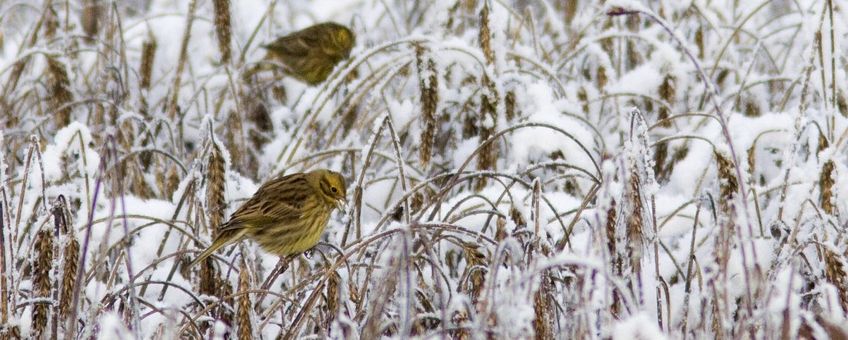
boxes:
[263,35,316,58]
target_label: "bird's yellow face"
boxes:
[333,27,355,58]
[309,169,347,208]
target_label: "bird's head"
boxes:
[310,169,347,209]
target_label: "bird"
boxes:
[261,22,355,85]
[190,169,347,267]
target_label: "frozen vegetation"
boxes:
[0,0,847,338]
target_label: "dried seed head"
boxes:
[479,2,494,65]
[716,69,730,89]
[139,35,157,91]
[713,151,737,275]
[59,235,79,320]
[463,245,486,302]
[510,205,526,228]
[244,95,272,152]
[654,142,669,182]
[747,144,756,178]
[43,6,59,40]
[451,309,471,339]
[462,112,478,139]
[326,272,341,326]
[626,172,643,275]
[415,44,439,168]
[160,164,181,199]
[818,131,830,155]
[0,325,21,339]
[824,247,848,311]
[45,57,73,128]
[820,160,835,215]
[714,151,738,210]
[476,76,499,190]
[626,16,641,68]
[577,86,589,113]
[225,110,247,177]
[495,216,507,241]
[605,200,621,316]
[505,90,516,121]
[533,272,554,339]
[129,165,154,199]
[601,18,613,55]
[695,27,705,59]
[605,201,618,258]
[81,0,102,39]
[212,0,232,64]
[658,74,675,128]
[838,89,848,118]
[236,260,253,340]
[743,97,761,117]
[564,0,577,23]
[597,65,607,91]
[217,276,234,329]
[31,228,54,338]
[197,258,218,298]
[207,141,227,234]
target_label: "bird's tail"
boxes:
[188,229,244,267]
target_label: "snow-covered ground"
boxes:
[1,0,846,338]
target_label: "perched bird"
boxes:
[261,22,355,85]
[190,169,347,266]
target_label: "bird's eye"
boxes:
[331,187,338,193]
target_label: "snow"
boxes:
[1,0,846,338]
[613,312,667,340]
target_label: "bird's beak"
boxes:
[338,199,349,213]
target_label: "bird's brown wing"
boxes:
[263,33,319,59]
[218,173,311,232]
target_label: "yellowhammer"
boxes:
[262,22,355,85]
[190,169,347,266]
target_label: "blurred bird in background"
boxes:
[260,22,355,85]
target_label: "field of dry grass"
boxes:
[1,0,847,338]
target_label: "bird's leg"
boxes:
[254,256,291,310]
